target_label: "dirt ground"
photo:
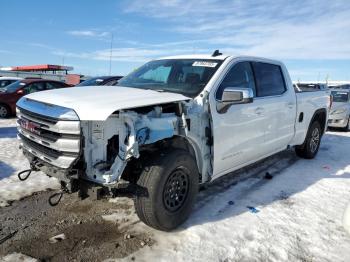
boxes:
[0,149,297,261]
[0,190,154,262]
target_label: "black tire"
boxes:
[134,149,199,231]
[295,121,322,159]
[0,104,10,118]
[344,117,350,132]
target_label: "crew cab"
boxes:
[328,89,350,130]
[16,52,329,231]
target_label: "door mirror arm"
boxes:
[216,87,254,113]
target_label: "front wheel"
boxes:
[134,149,199,231]
[0,104,10,118]
[295,121,322,159]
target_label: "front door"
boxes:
[209,61,266,178]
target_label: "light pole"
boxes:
[109,33,114,75]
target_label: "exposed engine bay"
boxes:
[81,95,212,185]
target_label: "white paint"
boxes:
[23,85,190,121]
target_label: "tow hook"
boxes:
[17,169,33,181]
[17,162,40,181]
[48,191,64,206]
[48,183,69,207]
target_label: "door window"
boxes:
[216,62,256,100]
[24,82,46,94]
[252,62,286,97]
[46,81,65,90]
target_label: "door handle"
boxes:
[255,107,264,115]
[287,102,294,109]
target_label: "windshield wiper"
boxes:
[146,88,165,93]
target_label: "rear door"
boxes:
[251,62,296,154]
[210,61,267,178]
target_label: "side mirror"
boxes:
[16,89,24,95]
[217,87,254,113]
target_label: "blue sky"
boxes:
[1,0,350,81]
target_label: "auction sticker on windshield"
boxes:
[192,61,218,67]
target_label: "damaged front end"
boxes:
[16,95,212,202]
[82,106,179,185]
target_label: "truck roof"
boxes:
[159,54,229,60]
[157,54,284,66]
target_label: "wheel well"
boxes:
[311,109,327,134]
[121,136,201,184]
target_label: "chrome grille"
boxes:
[17,101,81,169]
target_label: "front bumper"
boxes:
[328,117,348,128]
[21,148,78,182]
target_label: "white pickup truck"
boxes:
[16,52,330,231]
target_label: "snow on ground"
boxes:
[115,130,350,262]
[0,118,59,207]
[1,252,37,262]
[344,202,350,234]
[1,117,350,261]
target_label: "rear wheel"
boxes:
[295,121,322,159]
[134,149,199,231]
[0,104,10,118]
[344,117,350,131]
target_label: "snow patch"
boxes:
[118,131,350,262]
[344,202,350,235]
[0,119,60,207]
[1,252,37,262]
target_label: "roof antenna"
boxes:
[212,49,222,57]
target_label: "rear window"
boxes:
[252,62,286,97]
[331,91,349,102]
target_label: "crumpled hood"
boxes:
[17,86,190,120]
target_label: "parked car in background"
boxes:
[0,77,23,89]
[0,79,71,117]
[16,53,329,230]
[329,84,350,89]
[294,83,328,92]
[328,89,350,130]
[76,76,123,86]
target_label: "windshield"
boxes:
[117,59,223,97]
[76,77,106,86]
[0,80,25,93]
[331,91,349,102]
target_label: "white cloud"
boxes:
[52,46,210,62]
[121,0,350,60]
[67,30,110,38]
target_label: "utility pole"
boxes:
[109,33,114,75]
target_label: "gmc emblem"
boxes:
[19,119,41,135]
